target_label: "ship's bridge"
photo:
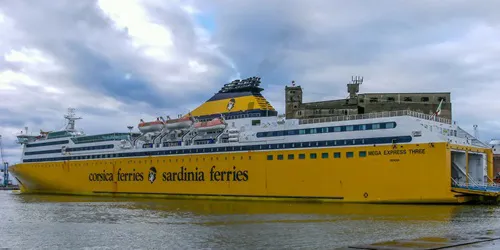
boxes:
[187,76,277,121]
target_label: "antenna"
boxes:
[351,76,364,85]
[347,76,363,99]
[64,107,82,132]
[473,125,479,140]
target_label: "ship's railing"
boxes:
[455,126,489,148]
[299,110,452,125]
[452,182,500,192]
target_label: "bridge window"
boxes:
[26,140,69,148]
[47,131,72,139]
[71,133,130,144]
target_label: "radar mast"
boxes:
[64,108,82,132]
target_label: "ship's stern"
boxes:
[449,143,500,203]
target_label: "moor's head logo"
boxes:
[148,167,157,184]
[227,98,235,111]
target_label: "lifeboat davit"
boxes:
[138,119,164,133]
[194,118,226,132]
[165,116,193,130]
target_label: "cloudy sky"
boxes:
[1,0,500,165]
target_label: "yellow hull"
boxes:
[8,142,492,204]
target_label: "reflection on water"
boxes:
[2,191,500,249]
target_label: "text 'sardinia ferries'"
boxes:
[9,76,499,204]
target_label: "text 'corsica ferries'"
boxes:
[8,76,500,204]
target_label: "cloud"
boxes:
[1,0,500,167]
[202,0,500,139]
[0,0,234,165]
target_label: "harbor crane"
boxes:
[0,134,9,186]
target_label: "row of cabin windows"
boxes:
[268,151,366,160]
[34,156,256,167]
[256,122,396,138]
[26,140,70,148]
[23,135,412,163]
[25,144,114,155]
[28,150,369,165]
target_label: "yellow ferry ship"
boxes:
[8,77,499,203]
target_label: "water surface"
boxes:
[2,191,500,249]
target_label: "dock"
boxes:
[0,185,20,191]
[340,230,500,249]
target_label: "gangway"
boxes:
[451,181,500,197]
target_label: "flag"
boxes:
[434,99,443,116]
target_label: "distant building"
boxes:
[285,76,452,120]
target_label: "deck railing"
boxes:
[299,110,452,125]
[452,182,500,192]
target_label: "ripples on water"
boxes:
[2,191,500,249]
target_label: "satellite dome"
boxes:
[489,139,500,145]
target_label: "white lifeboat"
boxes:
[138,119,164,133]
[194,118,226,132]
[165,116,193,130]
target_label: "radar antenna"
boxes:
[64,108,82,132]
